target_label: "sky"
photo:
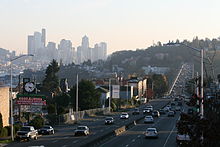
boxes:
[0,0,220,55]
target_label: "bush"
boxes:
[0,127,8,137]
[29,115,44,129]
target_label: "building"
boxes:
[58,39,75,65]
[0,86,9,127]
[96,87,110,108]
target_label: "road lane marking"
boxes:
[52,140,58,143]
[126,145,129,147]
[72,140,78,144]
[137,135,141,138]
[163,116,180,147]
[62,145,67,147]
[132,139,135,142]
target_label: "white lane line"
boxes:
[163,116,180,147]
[62,145,67,147]
[132,139,135,142]
[125,145,129,147]
[72,140,78,144]
[52,140,58,143]
[137,135,141,138]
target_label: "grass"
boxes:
[0,139,12,144]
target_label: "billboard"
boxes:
[112,85,120,98]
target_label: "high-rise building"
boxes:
[82,35,89,48]
[41,28,46,47]
[28,35,34,55]
[99,42,107,60]
[58,39,75,65]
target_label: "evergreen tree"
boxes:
[42,59,60,95]
[70,80,101,111]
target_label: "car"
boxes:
[16,126,38,141]
[152,110,160,117]
[143,108,151,114]
[146,105,153,111]
[159,109,166,115]
[144,116,154,123]
[164,106,170,112]
[187,108,193,115]
[145,128,158,138]
[132,108,140,115]
[175,106,181,111]
[74,126,90,136]
[168,111,175,117]
[176,134,191,145]
[120,113,129,119]
[105,117,114,125]
[38,125,54,135]
[170,107,176,114]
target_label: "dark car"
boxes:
[168,111,175,117]
[74,126,90,136]
[152,110,160,117]
[132,108,140,115]
[159,109,166,115]
[143,108,152,114]
[105,117,114,125]
[38,126,54,135]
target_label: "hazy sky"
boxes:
[0,0,220,55]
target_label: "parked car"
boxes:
[164,105,171,112]
[38,126,54,135]
[144,116,154,123]
[152,110,160,117]
[168,111,175,117]
[145,128,158,138]
[120,113,129,119]
[105,117,114,125]
[74,126,90,136]
[143,108,152,114]
[16,126,38,141]
[132,108,140,115]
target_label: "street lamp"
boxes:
[166,42,204,118]
[10,54,33,141]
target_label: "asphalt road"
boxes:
[7,99,170,147]
[99,104,186,147]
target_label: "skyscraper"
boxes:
[41,28,46,47]
[28,35,34,55]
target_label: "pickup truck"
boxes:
[16,126,38,141]
[176,134,191,146]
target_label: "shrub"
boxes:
[0,127,8,137]
[0,113,3,131]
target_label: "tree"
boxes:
[151,74,168,97]
[29,115,44,129]
[54,93,71,114]
[70,80,101,111]
[42,59,60,95]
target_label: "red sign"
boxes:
[16,97,46,105]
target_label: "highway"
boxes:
[100,108,181,147]
[8,99,170,147]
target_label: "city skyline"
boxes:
[1,0,220,54]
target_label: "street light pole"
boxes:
[200,49,204,118]
[10,54,33,141]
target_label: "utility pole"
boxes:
[76,74,79,122]
[126,81,129,105]
[109,79,111,113]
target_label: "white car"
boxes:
[146,105,153,111]
[145,128,158,138]
[74,126,90,136]
[120,113,129,119]
[175,106,181,111]
[144,116,154,123]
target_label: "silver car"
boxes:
[145,128,158,138]
[144,116,154,123]
[120,113,129,119]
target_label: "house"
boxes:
[96,87,110,108]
